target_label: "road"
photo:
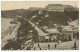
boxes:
[33,39,79,50]
[27,19,47,36]
[22,19,48,50]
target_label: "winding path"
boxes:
[26,19,47,36]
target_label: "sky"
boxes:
[1,1,79,11]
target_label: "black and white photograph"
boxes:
[1,1,79,50]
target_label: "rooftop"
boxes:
[46,28,60,34]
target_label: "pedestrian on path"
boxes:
[26,47,31,50]
[48,44,50,50]
[34,47,36,50]
[38,43,42,50]
[54,44,57,48]
[57,40,61,44]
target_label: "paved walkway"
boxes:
[27,19,47,36]
[33,39,79,50]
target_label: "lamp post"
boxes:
[74,32,77,50]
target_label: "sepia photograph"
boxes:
[1,1,79,50]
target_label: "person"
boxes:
[73,39,77,50]
[34,47,36,50]
[38,43,42,50]
[48,44,50,50]
[54,44,57,48]
[57,40,60,44]
[26,47,31,50]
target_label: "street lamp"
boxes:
[73,32,77,50]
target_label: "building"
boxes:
[38,28,61,42]
[38,26,74,42]
[69,20,78,27]
[62,26,73,41]
[45,28,60,42]
[38,33,48,42]
[45,4,74,12]
[69,20,79,39]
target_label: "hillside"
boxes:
[1,9,38,19]
[1,9,79,25]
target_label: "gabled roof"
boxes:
[62,26,73,31]
[46,28,60,34]
[69,20,78,26]
[38,33,48,36]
